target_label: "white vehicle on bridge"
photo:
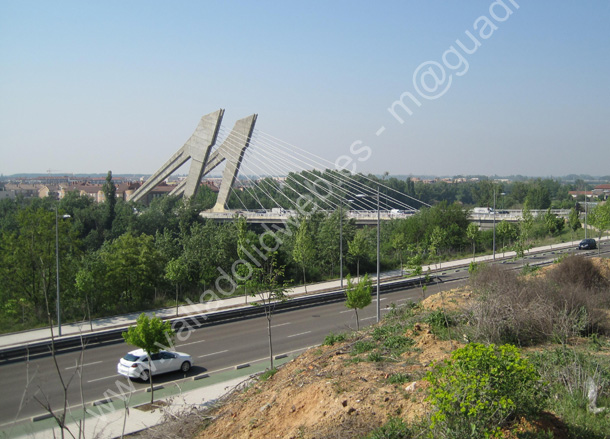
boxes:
[473,207,493,214]
[117,349,192,382]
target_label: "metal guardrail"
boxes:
[0,276,431,363]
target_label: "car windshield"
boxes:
[123,353,141,362]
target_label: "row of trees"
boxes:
[0,171,608,333]
[225,173,598,211]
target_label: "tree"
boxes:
[568,207,581,243]
[544,207,565,237]
[100,233,165,308]
[525,181,551,209]
[466,222,479,260]
[496,220,517,255]
[292,218,315,292]
[348,229,371,278]
[589,202,610,255]
[405,246,429,300]
[235,216,257,303]
[249,260,288,370]
[102,170,116,232]
[512,206,534,263]
[344,274,372,331]
[165,257,189,316]
[0,206,76,326]
[520,204,535,246]
[429,226,447,269]
[122,313,175,403]
[391,232,408,275]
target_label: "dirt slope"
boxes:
[198,292,463,439]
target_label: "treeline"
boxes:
[0,173,596,333]
[227,172,594,211]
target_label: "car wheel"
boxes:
[140,369,150,382]
[180,361,191,373]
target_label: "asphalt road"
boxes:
[0,244,605,426]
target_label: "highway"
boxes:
[0,244,605,427]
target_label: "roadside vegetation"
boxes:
[0,173,607,333]
[188,255,610,439]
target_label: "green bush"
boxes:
[367,352,383,362]
[259,368,278,381]
[387,372,411,385]
[323,332,347,346]
[383,335,414,351]
[352,340,377,354]
[425,310,453,328]
[425,343,545,438]
[372,324,403,341]
[365,416,413,439]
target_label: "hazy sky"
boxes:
[1,1,609,177]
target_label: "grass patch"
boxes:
[323,331,347,346]
[367,352,383,362]
[352,340,377,355]
[259,368,278,382]
[387,372,411,385]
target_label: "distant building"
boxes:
[0,189,16,200]
[593,184,610,200]
[4,183,41,198]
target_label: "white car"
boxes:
[117,349,192,381]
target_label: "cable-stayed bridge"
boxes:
[128,109,429,222]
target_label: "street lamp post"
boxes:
[55,207,71,337]
[339,202,343,288]
[492,191,505,261]
[376,187,380,323]
[354,190,381,322]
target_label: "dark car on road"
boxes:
[578,238,597,250]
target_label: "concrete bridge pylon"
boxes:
[128,110,257,206]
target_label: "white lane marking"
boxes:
[176,339,206,347]
[271,322,292,328]
[88,374,120,383]
[65,360,102,370]
[198,350,229,358]
[361,316,376,321]
[287,331,312,338]
[339,310,352,314]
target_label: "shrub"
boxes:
[426,343,545,438]
[372,324,404,341]
[467,261,610,345]
[547,255,607,290]
[387,372,411,385]
[368,352,383,362]
[352,340,376,354]
[529,347,610,439]
[529,347,610,401]
[259,368,278,381]
[323,332,347,346]
[365,416,413,439]
[383,335,414,351]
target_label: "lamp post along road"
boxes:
[353,191,381,322]
[376,186,380,323]
[492,191,505,261]
[339,202,343,288]
[55,207,71,337]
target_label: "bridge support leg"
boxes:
[212,114,258,212]
[129,109,224,203]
